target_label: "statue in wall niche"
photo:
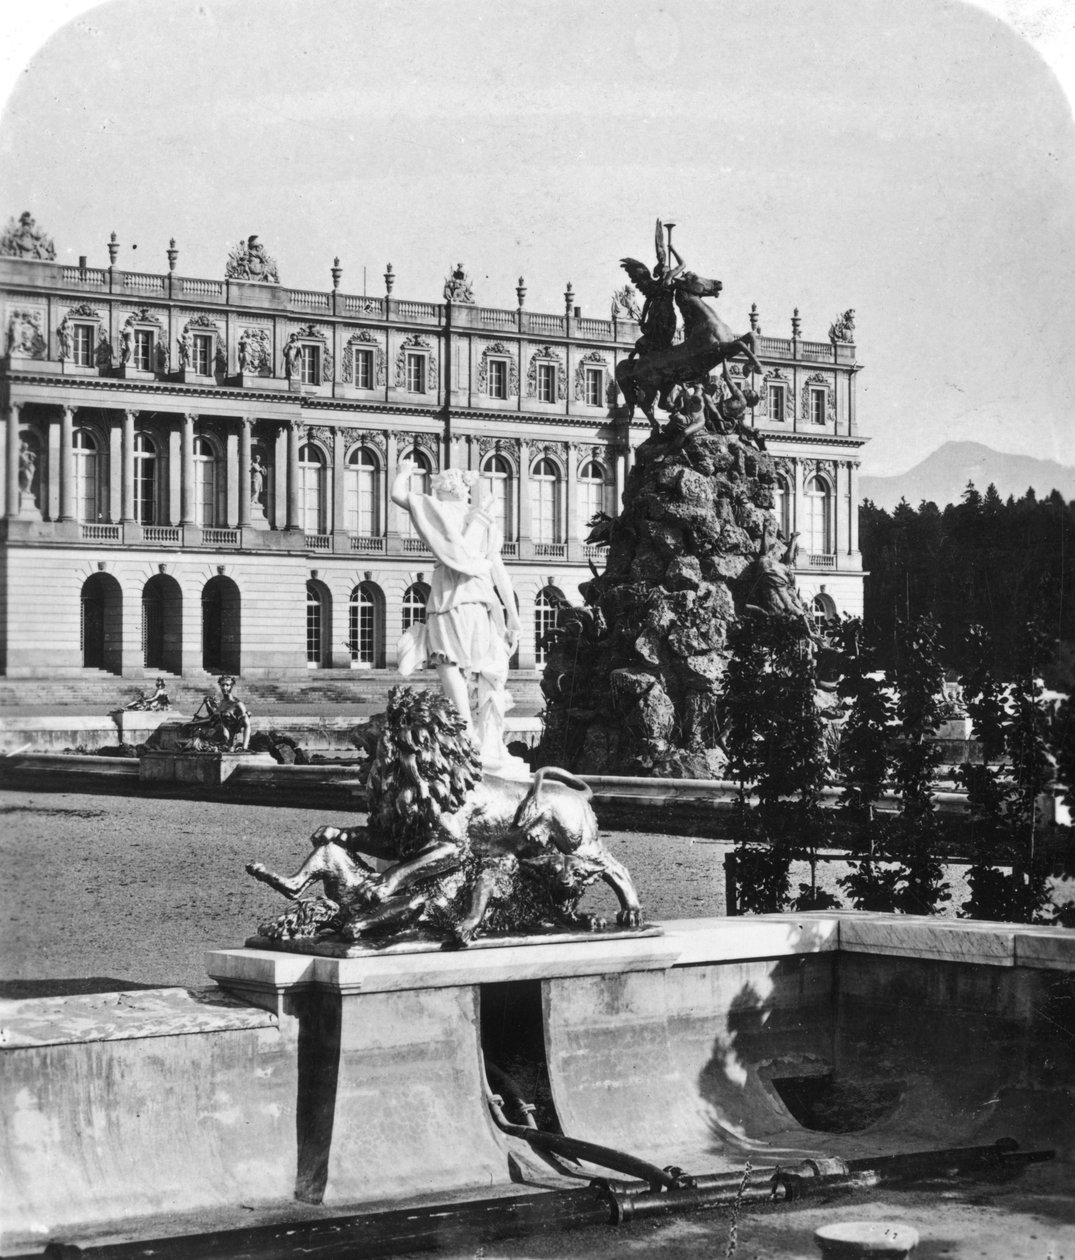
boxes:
[829,308,856,343]
[225,234,280,284]
[283,332,301,380]
[392,459,525,775]
[250,452,266,504]
[57,317,72,362]
[177,328,192,368]
[176,675,251,751]
[237,327,270,374]
[616,220,763,426]
[18,442,36,495]
[96,333,113,369]
[0,211,56,260]
[443,262,474,303]
[120,326,133,364]
[246,686,644,949]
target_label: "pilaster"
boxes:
[59,405,75,522]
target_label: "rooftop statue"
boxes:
[443,262,475,303]
[616,220,763,428]
[829,308,856,343]
[247,686,643,948]
[225,234,280,284]
[0,211,56,261]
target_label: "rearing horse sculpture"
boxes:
[616,263,763,429]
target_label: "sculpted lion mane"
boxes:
[248,686,643,946]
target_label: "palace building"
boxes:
[0,224,867,679]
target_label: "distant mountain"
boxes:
[859,441,1075,511]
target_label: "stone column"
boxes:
[835,461,850,559]
[613,448,625,513]
[565,440,580,544]
[849,461,861,553]
[59,405,75,522]
[385,430,400,540]
[180,412,196,525]
[238,418,253,528]
[286,420,301,530]
[792,458,804,541]
[332,427,346,535]
[121,409,136,524]
[5,401,22,519]
[517,439,531,545]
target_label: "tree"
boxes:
[888,615,950,914]
[834,617,899,910]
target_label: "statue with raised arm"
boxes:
[391,458,524,774]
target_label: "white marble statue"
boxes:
[391,459,526,775]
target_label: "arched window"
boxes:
[306,580,329,666]
[201,575,241,674]
[80,572,122,674]
[402,582,429,634]
[72,428,99,523]
[193,435,218,527]
[577,459,613,538]
[345,446,381,536]
[481,454,515,542]
[534,586,566,666]
[348,583,384,667]
[812,592,837,631]
[141,573,182,673]
[804,476,832,555]
[531,458,563,544]
[299,443,327,534]
[400,449,431,538]
[773,477,791,540]
[133,431,157,525]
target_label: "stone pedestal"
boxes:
[249,500,270,530]
[138,749,275,786]
[16,491,41,520]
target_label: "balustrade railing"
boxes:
[288,288,331,310]
[305,533,332,550]
[349,535,387,553]
[801,341,834,362]
[533,541,567,559]
[807,553,836,569]
[760,336,792,357]
[576,317,613,339]
[121,271,167,294]
[202,528,239,546]
[528,312,565,336]
[61,266,107,287]
[403,536,432,554]
[478,307,516,330]
[181,277,225,299]
[142,526,181,543]
[344,296,384,317]
[501,541,519,558]
[396,300,438,322]
[80,523,120,540]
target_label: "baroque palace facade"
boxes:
[0,223,866,678]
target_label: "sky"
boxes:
[1,0,1073,479]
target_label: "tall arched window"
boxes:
[306,580,329,666]
[531,458,563,544]
[481,454,515,542]
[72,428,99,523]
[577,459,613,538]
[804,476,832,555]
[399,450,431,538]
[193,435,218,527]
[402,582,429,634]
[534,586,566,666]
[773,477,791,540]
[133,431,157,525]
[299,443,327,533]
[345,446,381,536]
[348,583,384,667]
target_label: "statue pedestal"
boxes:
[16,492,41,521]
[138,749,275,787]
[248,502,270,531]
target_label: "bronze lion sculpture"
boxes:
[247,686,643,947]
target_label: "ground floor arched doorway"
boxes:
[80,572,123,674]
[202,575,241,674]
[142,574,182,673]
